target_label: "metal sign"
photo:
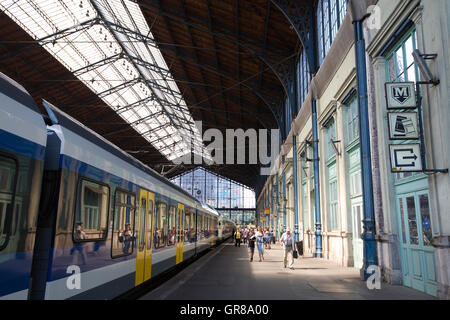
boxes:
[385,82,417,109]
[388,112,419,140]
[389,144,423,172]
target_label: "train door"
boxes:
[194,209,198,256]
[176,203,185,264]
[135,189,154,286]
[210,217,215,246]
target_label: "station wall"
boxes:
[257,0,450,299]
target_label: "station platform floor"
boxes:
[140,240,435,300]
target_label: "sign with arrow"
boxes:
[389,144,423,172]
[385,82,417,109]
[388,112,419,140]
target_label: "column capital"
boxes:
[410,5,424,26]
[373,56,385,68]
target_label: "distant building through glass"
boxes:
[170,167,256,225]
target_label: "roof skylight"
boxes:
[1,0,211,162]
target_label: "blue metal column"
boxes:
[268,185,271,228]
[312,100,322,258]
[282,169,287,233]
[263,191,266,228]
[271,179,274,231]
[353,19,378,279]
[293,135,299,242]
[276,173,279,239]
[267,183,270,229]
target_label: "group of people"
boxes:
[233,226,297,269]
[233,226,266,262]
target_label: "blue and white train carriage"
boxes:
[0,71,234,300]
[0,73,47,299]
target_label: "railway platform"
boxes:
[140,240,435,300]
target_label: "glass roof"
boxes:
[1,0,211,162]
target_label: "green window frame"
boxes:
[346,96,359,145]
[302,182,309,230]
[386,28,419,83]
[325,119,337,161]
[327,163,339,231]
[325,117,339,231]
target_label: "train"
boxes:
[0,71,235,300]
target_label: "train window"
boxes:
[154,202,167,249]
[73,178,110,242]
[184,211,190,243]
[138,198,146,252]
[208,217,211,238]
[180,210,185,243]
[147,200,153,250]
[196,214,200,240]
[177,208,183,243]
[214,217,218,236]
[111,191,136,258]
[167,205,176,246]
[0,154,18,250]
[203,215,206,239]
[199,214,204,240]
[210,217,213,237]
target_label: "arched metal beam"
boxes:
[270,0,318,73]
[101,17,283,128]
[136,0,295,98]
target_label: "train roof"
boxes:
[42,100,205,207]
[199,202,219,217]
[0,72,42,115]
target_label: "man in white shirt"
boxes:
[280,228,295,269]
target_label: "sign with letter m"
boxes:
[385,82,417,109]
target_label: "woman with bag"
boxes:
[255,226,265,262]
[264,228,271,249]
[247,229,256,262]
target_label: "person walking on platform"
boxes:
[234,229,241,247]
[247,229,256,262]
[255,227,265,261]
[280,228,295,269]
[265,228,271,249]
[243,228,248,245]
[270,229,276,244]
